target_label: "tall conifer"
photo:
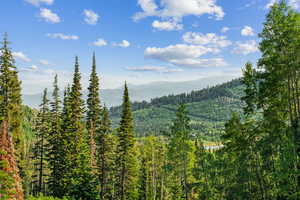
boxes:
[63,57,97,199]
[87,53,101,172]
[97,106,116,200]
[167,104,193,200]
[32,88,50,196]
[115,83,139,200]
[0,34,24,200]
[47,75,63,197]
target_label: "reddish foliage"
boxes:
[0,120,24,200]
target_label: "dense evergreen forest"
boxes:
[1,1,300,199]
[110,79,244,140]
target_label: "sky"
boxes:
[1,0,299,94]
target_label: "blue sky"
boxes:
[1,0,299,94]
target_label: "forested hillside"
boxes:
[110,79,244,140]
[22,76,237,108]
[1,1,300,200]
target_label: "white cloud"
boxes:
[126,66,183,73]
[145,44,216,61]
[241,26,255,36]
[39,8,60,23]
[12,52,31,62]
[145,44,227,68]
[47,33,79,40]
[221,27,230,33]
[25,0,54,6]
[83,9,99,25]
[113,40,130,48]
[152,20,183,31]
[21,65,39,72]
[134,0,225,21]
[183,32,232,48]
[232,40,259,55]
[169,57,228,68]
[266,0,276,8]
[93,38,107,46]
[266,0,300,9]
[39,59,51,65]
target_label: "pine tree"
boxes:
[86,53,101,172]
[32,89,50,196]
[47,75,63,197]
[115,83,139,200]
[167,104,193,200]
[97,106,116,200]
[241,62,257,116]
[0,34,24,200]
[51,85,71,198]
[62,57,97,199]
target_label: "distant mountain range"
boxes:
[109,78,244,140]
[22,75,239,108]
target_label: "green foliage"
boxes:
[3,2,300,198]
[86,53,101,170]
[0,33,24,199]
[47,75,63,197]
[110,79,244,140]
[32,89,50,196]
[115,83,139,200]
[60,57,97,200]
[96,106,116,200]
[0,150,15,200]
[166,104,195,200]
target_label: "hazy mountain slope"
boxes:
[23,75,237,108]
[110,79,245,140]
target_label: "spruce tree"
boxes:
[0,34,24,200]
[62,57,97,199]
[47,75,63,197]
[86,53,101,172]
[167,104,193,200]
[97,106,116,200]
[52,85,71,198]
[115,83,139,200]
[32,88,50,196]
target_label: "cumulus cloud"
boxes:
[145,44,216,60]
[134,0,225,21]
[126,66,183,73]
[83,9,99,25]
[39,8,60,23]
[113,40,130,48]
[183,32,232,48]
[152,20,183,31]
[221,27,230,33]
[25,0,54,6]
[12,52,31,62]
[145,44,227,68]
[93,38,107,47]
[241,26,255,36]
[232,40,259,55]
[46,33,79,40]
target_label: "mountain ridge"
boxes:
[23,75,238,108]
